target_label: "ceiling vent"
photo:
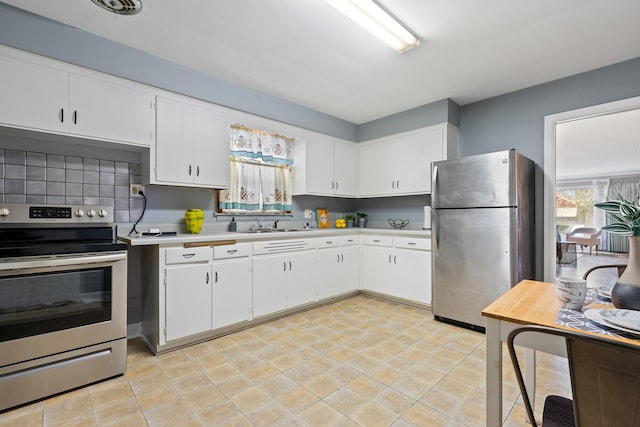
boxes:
[91,0,142,15]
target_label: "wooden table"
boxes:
[481,279,638,427]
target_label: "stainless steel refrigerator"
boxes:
[431,149,535,330]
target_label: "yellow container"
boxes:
[185,209,204,234]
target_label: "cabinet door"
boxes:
[286,251,317,308]
[361,246,393,294]
[69,72,154,146]
[306,133,335,195]
[393,249,431,304]
[317,248,341,300]
[358,141,394,197]
[394,127,443,194]
[318,245,359,299]
[193,104,229,188]
[155,95,195,184]
[333,139,357,197]
[252,254,288,317]
[212,258,252,329]
[0,53,68,133]
[165,264,211,341]
[339,245,360,294]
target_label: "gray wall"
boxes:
[458,58,640,165]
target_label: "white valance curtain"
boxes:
[219,124,294,213]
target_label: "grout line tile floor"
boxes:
[0,296,570,426]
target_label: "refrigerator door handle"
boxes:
[432,212,438,253]
[431,164,438,198]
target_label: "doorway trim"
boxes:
[543,95,640,281]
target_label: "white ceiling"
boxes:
[556,108,640,181]
[2,0,640,124]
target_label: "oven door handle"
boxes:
[0,252,127,272]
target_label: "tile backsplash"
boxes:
[0,148,142,223]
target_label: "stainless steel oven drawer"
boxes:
[0,338,126,412]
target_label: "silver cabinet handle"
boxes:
[196,165,200,176]
[335,182,339,190]
[388,254,392,263]
[188,165,192,176]
[337,254,340,263]
[226,249,238,254]
[72,110,78,125]
[408,242,416,246]
[206,272,210,284]
[394,255,397,264]
[373,239,381,243]
[215,271,218,283]
[325,241,333,245]
[59,108,64,123]
[283,261,287,271]
[340,254,344,262]
[289,261,292,270]
[182,253,196,258]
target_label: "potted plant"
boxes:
[356,212,368,228]
[344,213,356,228]
[595,194,640,309]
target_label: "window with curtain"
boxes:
[602,176,640,253]
[218,124,294,213]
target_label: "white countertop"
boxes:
[119,227,431,246]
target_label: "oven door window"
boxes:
[0,267,112,342]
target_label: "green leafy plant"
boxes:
[344,213,356,221]
[356,212,367,219]
[594,195,640,236]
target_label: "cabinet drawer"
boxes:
[213,242,251,259]
[360,235,392,247]
[339,235,359,246]
[317,237,340,248]
[394,237,430,251]
[165,246,212,264]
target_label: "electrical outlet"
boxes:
[130,184,145,197]
[304,209,313,219]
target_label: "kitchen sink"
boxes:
[275,229,301,232]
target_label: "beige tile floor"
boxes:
[0,296,570,426]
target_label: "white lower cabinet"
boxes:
[212,242,253,329]
[361,235,432,304]
[165,263,212,342]
[317,236,360,299]
[252,239,317,318]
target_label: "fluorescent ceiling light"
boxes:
[325,0,419,53]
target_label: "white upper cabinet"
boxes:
[153,95,229,188]
[358,123,458,197]
[0,47,155,147]
[0,53,69,133]
[293,133,357,197]
[68,72,155,146]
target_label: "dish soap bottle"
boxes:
[229,217,237,232]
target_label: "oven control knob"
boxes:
[98,209,108,218]
[87,209,96,217]
[0,207,10,217]
[75,209,85,217]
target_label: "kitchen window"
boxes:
[217,124,294,214]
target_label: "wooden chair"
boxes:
[566,227,602,255]
[507,325,640,427]
[582,264,627,281]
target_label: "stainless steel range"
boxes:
[0,204,128,412]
